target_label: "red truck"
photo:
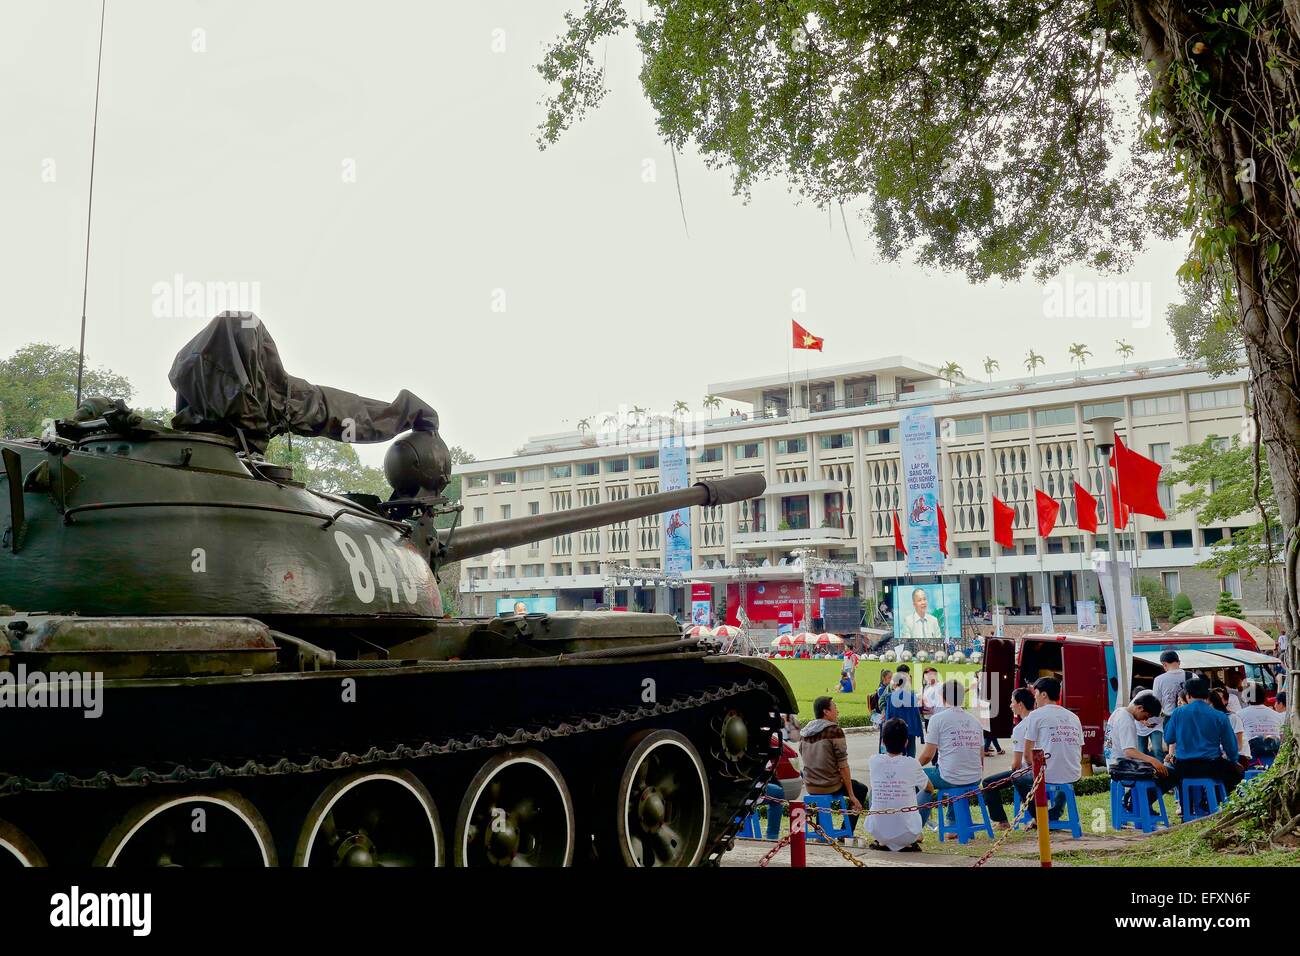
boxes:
[980,631,1281,760]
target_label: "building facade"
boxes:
[454,355,1269,626]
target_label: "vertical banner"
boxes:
[993,605,1005,637]
[690,583,712,626]
[1040,602,1054,633]
[1131,595,1152,632]
[1097,556,1135,705]
[899,405,943,573]
[1077,600,1097,630]
[660,437,692,574]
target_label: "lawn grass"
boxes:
[772,658,982,720]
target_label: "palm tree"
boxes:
[577,417,591,434]
[672,400,690,418]
[983,356,999,382]
[1024,349,1045,376]
[629,405,648,427]
[702,394,722,419]
[937,361,964,384]
[601,414,618,430]
[1115,339,1134,366]
[1068,342,1092,371]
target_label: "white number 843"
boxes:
[333,530,424,605]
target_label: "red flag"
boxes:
[1109,434,1166,519]
[792,319,824,351]
[938,506,948,556]
[1035,489,1060,538]
[1074,480,1098,533]
[1110,482,1131,529]
[892,511,907,555]
[992,497,1015,549]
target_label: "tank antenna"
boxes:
[74,0,108,410]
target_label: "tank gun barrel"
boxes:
[439,473,765,564]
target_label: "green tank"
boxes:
[0,314,794,868]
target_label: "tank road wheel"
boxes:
[454,750,574,867]
[614,730,710,868]
[95,790,275,867]
[294,769,442,867]
[0,819,47,867]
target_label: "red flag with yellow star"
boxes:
[792,319,824,351]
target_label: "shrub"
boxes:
[1137,577,1173,623]
[1216,591,1244,617]
[1169,592,1194,625]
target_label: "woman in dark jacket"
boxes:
[881,668,925,757]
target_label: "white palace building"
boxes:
[453,354,1265,629]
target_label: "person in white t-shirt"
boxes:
[917,679,985,827]
[865,717,935,852]
[983,687,1036,829]
[1019,677,1084,822]
[1240,681,1284,763]
[1106,691,1168,818]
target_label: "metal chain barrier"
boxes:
[970,761,1046,868]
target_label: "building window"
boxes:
[467,566,487,581]
[1132,394,1183,417]
[577,461,599,477]
[1188,388,1238,411]
[551,562,572,576]
[1202,527,1227,546]
[761,389,790,417]
[467,474,488,489]
[698,447,723,463]
[1170,529,1193,548]
[474,596,484,615]
[1034,407,1075,427]
[493,471,516,485]
[528,501,540,515]
[500,505,511,520]
[872,546,894,561]
[634,453,659,470]
[1144,531,1165,550]
[801,382,834,411]
[521,466,544,483]
[776,437,807,455]
[865,427,897,445]
[521,564,544,578]
[990,412,1029,432]
[1162,571,1181,595]
[493,564,514,579]
[1220,571,1242,600]
[1149,443,1173,511]
[953,417,983,436]
[1081,401,1125,421]
[956,543,973,558]
[819,432,853,450]
[780,496,810,529]
[605,458,629,473]
[845,376,877,407]
[473,507,485,523]
[1021,541,1036,555]
[735,443,762,460]
[1047,538,1064,554]
[550,464,572,479]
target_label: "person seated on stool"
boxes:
[1240,681,1284,764]
[799,695,869,831]
[983,688,1036,830]
[1106,691,1168,813]
[1161,676,1244,798]
[1019,677,1084,823]
[916,679,985,828]
[865,718,935,852]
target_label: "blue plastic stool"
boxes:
[935,787,994,844]
[1243,768,1266,782]
[1179,778,1227,821]
[803,793,856,843]
[735,812,762,838]
[1013,782,1083,837]
[1110,779,1170,833]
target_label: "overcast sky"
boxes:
[1,0,1188,464]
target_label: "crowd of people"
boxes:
[1106,650,1286,809]
[783,646,1288,853]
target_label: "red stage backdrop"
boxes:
[725,581,844,626]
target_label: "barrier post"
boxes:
[789,800,806,868]
[1032,751,1051,868]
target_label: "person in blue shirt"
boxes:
[1162,675,1244,798]
[881,665,925,757]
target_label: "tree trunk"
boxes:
[1130,0,1300,791]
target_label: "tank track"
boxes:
[0,679,781,866]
